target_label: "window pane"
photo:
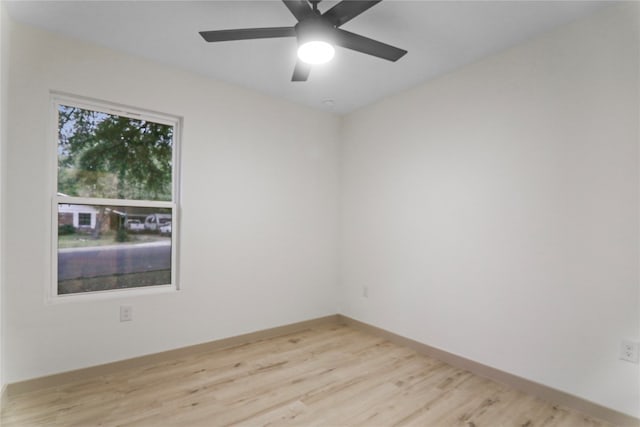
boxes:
[57,204,173,295]
[57,104,173,201]
[78,212,92,226]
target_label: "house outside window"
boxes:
[52,93,180,299]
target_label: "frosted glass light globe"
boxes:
[297,41,335,65]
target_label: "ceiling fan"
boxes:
[199,0,407,82]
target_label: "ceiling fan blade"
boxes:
[282,0,314,22]
[333,28,407,62]
[323,0,382,27]
[199,27,296,42]
[292,60,311,82]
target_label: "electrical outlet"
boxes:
[120,305,133,322]
[362,286,369,298]
[620,340,639,363]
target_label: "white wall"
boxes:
[4,20,340,383]
[340,4,639,418]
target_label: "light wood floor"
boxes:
[1,323,611,426]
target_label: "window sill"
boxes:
[46,284,178,305]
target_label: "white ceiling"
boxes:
[5,0,611,114]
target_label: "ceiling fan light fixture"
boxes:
[297,40,335,64]
[199,0,408,82]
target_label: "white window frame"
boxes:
[48,92,181,302]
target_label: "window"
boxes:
[52,94,180,298]
[78,212,92,227]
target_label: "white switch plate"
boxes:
[120,306,133,322]
[620,340,639,363]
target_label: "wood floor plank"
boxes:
[1,324,613,427]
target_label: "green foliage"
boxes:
[115,227,130,243]
[57,105,173,201]
[58,224,76,235]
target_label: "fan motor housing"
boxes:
[295,16,335,46]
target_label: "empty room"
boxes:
[0,0,638,426]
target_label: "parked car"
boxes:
[144,214,172,232]
[126,219,144,232]
[159,221,172,236]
